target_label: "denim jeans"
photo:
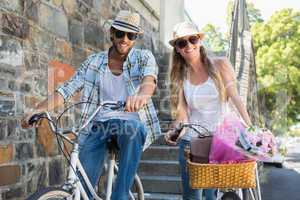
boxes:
[178,139,216,200]
[78,119,147,200]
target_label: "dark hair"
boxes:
[110,27,116,42]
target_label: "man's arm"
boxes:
[21,54,96,128]
[125,76,156,112]
[125,50,158,112]
[21,92,65,128]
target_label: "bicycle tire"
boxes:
[244,188,261,200]
[130,174,144,200]
[242,189,254,200]
[221,191,242,200]
[97,168,144,200]
[26,187,72,200]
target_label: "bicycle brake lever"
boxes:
[28,113,44,126]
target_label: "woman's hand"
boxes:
[165,127,187,146]
[164,130,178,146]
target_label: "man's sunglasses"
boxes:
[175,35,200,49]
[114,30,138,41]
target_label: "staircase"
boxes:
[138,136,183,200]
[138,54,183,199]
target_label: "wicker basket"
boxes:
[188,160,256,189]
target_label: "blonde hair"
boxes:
[169,45,226,117]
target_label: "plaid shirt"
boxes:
[56,48,161,149]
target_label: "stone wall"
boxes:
[0,0,171,199]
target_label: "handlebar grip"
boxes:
[169,128,182,142]
[175,123,184,131]
[170,123,184,142]
[28,113,44,125]
[117,101,126,108]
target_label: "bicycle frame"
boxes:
[42,111,105,200]
[63,127,137,200]
[64,142,106,200]
[41,102,125,200]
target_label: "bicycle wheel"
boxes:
[26,187,72,200]
[242,189,250,200]
[130,174,144,200]
[221,191,242,200]
[97,167,144,200]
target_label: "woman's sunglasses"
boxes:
[114,30,138,41]
[175,35,200,49]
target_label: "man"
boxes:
[22,10,161,200]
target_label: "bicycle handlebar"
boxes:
[28,101,126,135]
[169,122,212,142]
[179,123,211,136]
[28,113,44,126]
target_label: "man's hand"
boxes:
[125,95,149,112]
[21,93,64,129]
[21,110,42,129]
[125,75,156,112]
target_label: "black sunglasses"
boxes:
[114,30,138,41]
[175,35,200,49]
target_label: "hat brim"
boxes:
[111,24,144,34]
[169,33,205,47]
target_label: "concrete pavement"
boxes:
[261,138,300,200]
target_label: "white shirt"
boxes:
[182,77,227,140]
[95,67,140,121]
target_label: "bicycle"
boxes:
[26,101,144,200]
[171,122,262,200]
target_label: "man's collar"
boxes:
[104,47,136,65]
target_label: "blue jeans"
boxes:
[178,139,216,200]
[78,119,147,200]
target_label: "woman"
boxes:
[165,22,252,200]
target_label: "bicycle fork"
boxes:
[65,143,83,200]
[65,143,97,200]
[106,153,116,200]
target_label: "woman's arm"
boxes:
[174,87,189,124]
[165,87,189,145]
[215,58,252,126]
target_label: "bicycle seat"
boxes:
[107,135,119,154]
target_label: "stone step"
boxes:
[143,193,182,200]
[157,122,172,134]
[141,146,179,161]
[138,160,180,176]
[141,175,182,194]
[152,135,168,145]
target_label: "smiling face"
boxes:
[175,35,201,62]
[110,28,136,56]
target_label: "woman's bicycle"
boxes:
[26,101,144,200]
[172,122,262,200]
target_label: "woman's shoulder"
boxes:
[211,56,229,67]
[211,57,233,75]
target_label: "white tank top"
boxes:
[182,77,227,141]
[95,67,139,122]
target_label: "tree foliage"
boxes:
[201,24,227,55]
[203,2,299,134]
[226,0,263,26]
[203,1,263,55]
[252,9,300,134]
